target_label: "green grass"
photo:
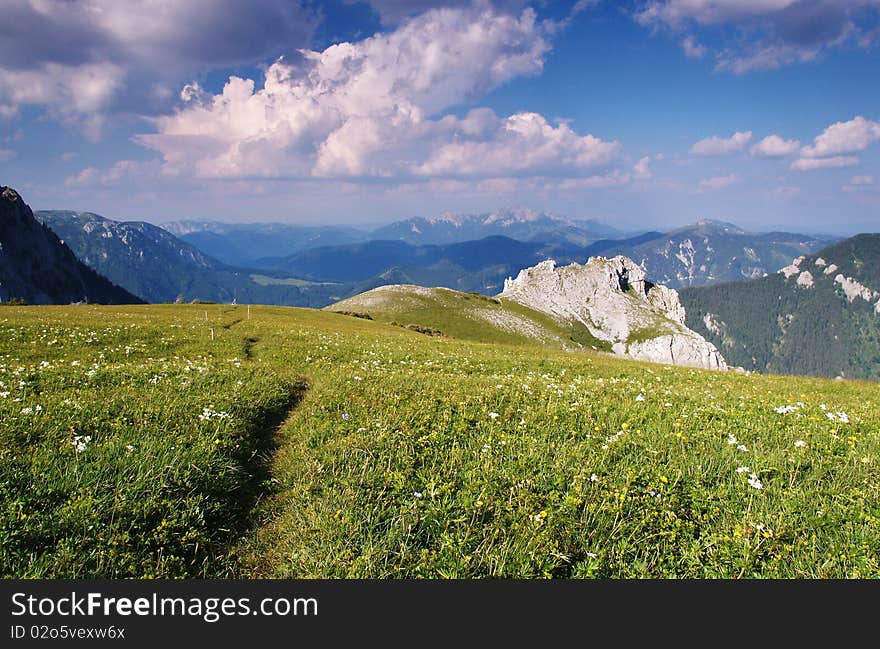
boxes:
[327,285,612,350]
[1,303,878,578]
[249,274,339,287]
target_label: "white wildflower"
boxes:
[747,473,763,490]
[735,466,751,474]
[488,412,500,419]
[794,440,807,448]
[727,433,738,445]
[73,435,92,453]
[635,394,645,402]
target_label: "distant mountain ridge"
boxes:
[681,233,880,380]
[369,208,623,246]
[162,220,367,266]
[36,211,352,307]
[0,188,139,305]
[595,219,835,288]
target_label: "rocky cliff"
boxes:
[0,186,141,305]
[499,256,727,369]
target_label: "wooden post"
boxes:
[210,327,215,341]
[247,304,251,319]
[204,311,208,321]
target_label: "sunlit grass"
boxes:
[1,303,877,577]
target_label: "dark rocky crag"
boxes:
[0,186,141,305]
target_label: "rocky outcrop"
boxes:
[0,186,141,305]
[499,255,727,370]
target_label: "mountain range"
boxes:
[0,188,139,305]
[10,183,879,382]
[161,220,367,267]
[367,208,624,246]
[36,211,348,307]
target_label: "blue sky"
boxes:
[0,0,878,234]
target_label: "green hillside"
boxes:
[681,234,880,380]
[1,303,878,578]
[327,284,611,350]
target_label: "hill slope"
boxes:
[680,233,880,380]
[0,188,140,305]
[329,255,726,370]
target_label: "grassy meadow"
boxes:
[1,303,878,578]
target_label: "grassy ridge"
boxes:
[1,304,879,577]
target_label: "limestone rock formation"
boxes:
[499,255,727,369]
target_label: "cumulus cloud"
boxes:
[800,115,880,157]
[0,62,125,137]
[0,0,317,129]
[690,131,752,155]
[635,1,880,74]
[136,6,621,183]
[698,173,737,190]
[750,134,801,156]
[790,155,859,170]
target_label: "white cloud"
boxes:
[790,155,859,171]
[750,134,800,156]
[415,112,620,178]
[0,148,16,163]
[698,174,737,190]
[633,156,653,178]
[0,0,317,130]
[848,174,875,185]
[553,170,631,189]
[636,1,800,26]
[65,167,101,187]
[800,116,880,157]
[633,154,664,178]
[681,35,707,58]
[65,160,161,187]
[690,131,752,155]
[0,62,124,137]
[715,43,820,74]
[843,174,875,192]
[137,6,620,183]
